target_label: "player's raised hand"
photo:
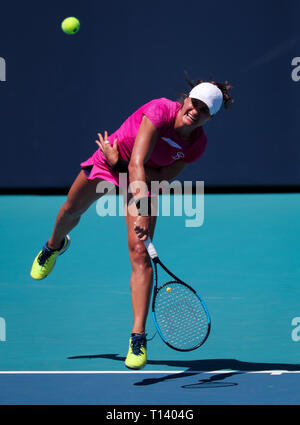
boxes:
[96,131,119,167]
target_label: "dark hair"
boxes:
[177,70,234,111]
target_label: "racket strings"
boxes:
[154,282,209,350]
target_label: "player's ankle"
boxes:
[131,330,145,336]
[47,238,65,251]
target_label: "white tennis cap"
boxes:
[189,82,223,116]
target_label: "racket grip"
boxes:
[144,236,158,260]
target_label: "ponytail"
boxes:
[178,70,234,110]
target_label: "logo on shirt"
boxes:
[162,137,182,149]
[172,152,185,160]
[161,137,185,160]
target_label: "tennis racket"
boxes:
[144,237,211,352]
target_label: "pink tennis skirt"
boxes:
[80,150,158,197]
[80,150,120,186]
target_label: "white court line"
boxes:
[0,371,184,374]
[203,370,300,375]
[0,370,300,375]
[249,370,300,375]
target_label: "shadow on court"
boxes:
[67,354,300,387]
[132,372,242,388]
[180,372,241,389]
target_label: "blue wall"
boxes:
[0,0,299,188]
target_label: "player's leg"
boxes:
[124,194,158,369]
[47,170,105,249]
[30,170,108,280]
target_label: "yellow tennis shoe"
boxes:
[125,333,147,370]
[30,235,71,280]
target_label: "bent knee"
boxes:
[128,240,152,269]
[62,201,83,219]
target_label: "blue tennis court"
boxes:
[1,0,300,412]
[1,193,299,405]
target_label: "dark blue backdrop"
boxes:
[0,0,299,189]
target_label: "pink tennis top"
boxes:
[80,97,207,186]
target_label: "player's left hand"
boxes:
[96,131,119,167]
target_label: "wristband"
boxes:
[112,158,129,172]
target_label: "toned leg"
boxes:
[48,170,107,250]
[124,195,158,334]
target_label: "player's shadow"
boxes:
[67,354,300,387]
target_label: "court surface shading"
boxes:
[0,193,300,404]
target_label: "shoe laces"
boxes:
[131,334,147,356]
[37,245,55,266]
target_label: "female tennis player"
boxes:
[30,73,233,369]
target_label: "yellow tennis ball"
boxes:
[166,287,172,293]
[61,17,80,35]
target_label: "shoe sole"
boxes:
[124,362,147,370]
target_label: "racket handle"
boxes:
[144,236,158,260]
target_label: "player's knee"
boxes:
[62,201,82,220]
[129,241,151,269]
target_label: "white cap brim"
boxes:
[189,82,223,115]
